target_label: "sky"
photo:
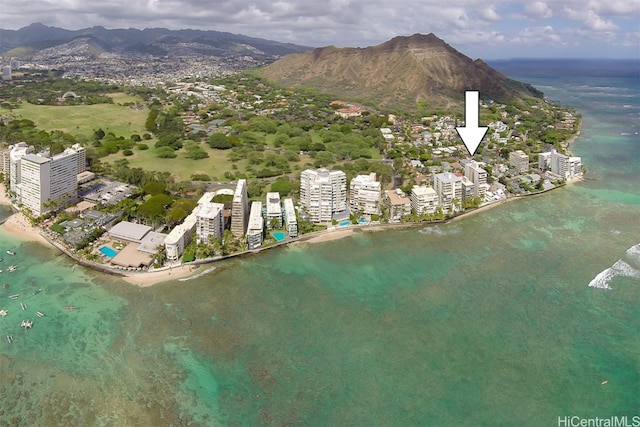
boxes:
[1,0,639,59]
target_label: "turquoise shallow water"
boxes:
[0,60,638,426]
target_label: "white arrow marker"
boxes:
[456,90,488,157]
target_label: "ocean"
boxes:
[0,59,638,426]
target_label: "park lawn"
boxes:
[103,143,316,182]
[15,94,148,139]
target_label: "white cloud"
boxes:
[477,5,501,21]
[524,2,553,19]
[565,7,619,31]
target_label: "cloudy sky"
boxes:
[1,0,638,59]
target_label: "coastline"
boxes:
[0,124,583,287]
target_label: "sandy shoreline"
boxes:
[0,151,583,288]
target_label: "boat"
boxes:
[32,289,42,295]
[6,335,13,344]
[36,311,45,318]
[7,265,17,272]
[2,283,7,289]
[0,309,7,317]
[21,320,33,329]
[6,250,15,255]
[8,294,19,299]
[20,302,26,310]
[0,257,4,262]
[64,306,76,311]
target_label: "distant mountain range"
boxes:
[2,25,543,112]
[261,33,544,111]
[0,23,311,59]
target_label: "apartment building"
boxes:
[9,142,30,195]
[349,172,381,215]
[299,168,347,223]
[165,192,217,261]
[265,192,282,229]
[17,146,82,216]
[384,189,411,220]
[433,172,462,213]
[509,150,530,173]
[196,202,225,243]
[0,149,10,178]
[283,198,298,238]
[538,149,582,179]
[464,160,489,199]
[410,185,439,215]
[230,179,249,237]
[246,201,264,250]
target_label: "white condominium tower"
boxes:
[433,172,462,213]
[196,202,225,243]
[230,179,249,237]
[349,172,381,215]
[410,185,439,215]
[540,149,582,179]
[509,150,530,174]
[299,168,347,223]
[17,145,84,216]
[246,201,264,250]
[464,160,489,199]
[9,142,30,195]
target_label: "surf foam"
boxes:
[588,243,640,289]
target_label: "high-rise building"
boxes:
[349,172,381,215]
[539,149,582,179]
[0,149,10,178]
[246,201,264,249]
[410,185,439,215]
[18,146,82,216]
[283,198,298,237]
[9,142,30,195]
[538,152,552,171]
[2,66,11,81]
[299,168,347,223]
[230,179,248,237]
[464,160,489,199]
[265,192,282,229]
[509,150,530,173]
[433,172,462,213]
[196,202,225,243]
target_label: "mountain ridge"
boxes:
[261,33,543,111]
[0,23,312,59]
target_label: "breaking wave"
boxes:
[178,266,217,282]
[588,244,640,289]
[418,225,462,236]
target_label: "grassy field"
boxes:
[15,93,149,139]
[103,144,316,182]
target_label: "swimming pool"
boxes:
[272,231,286,242]
[99,246,118,258]
[338,220,351,227]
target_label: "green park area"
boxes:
[16,93,148,139]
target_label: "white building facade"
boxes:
[434,172,462,213]
[349,173,381,215]
[230,179,248,237]
[299,168,347,223]
[509,150,530,173]
[246,201,264,249]
[464,160,489,199]
[265,192,282,229]
[196,202,225,243]
[17,145,83,216]
[283,198,298,237]
[410,185,439,215]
